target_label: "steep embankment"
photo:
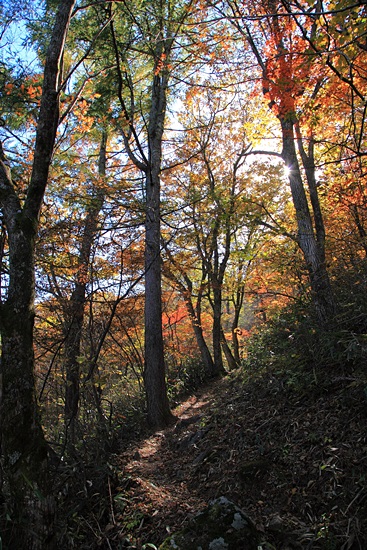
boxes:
[109,371,367,549]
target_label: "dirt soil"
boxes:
[109,372,367,549]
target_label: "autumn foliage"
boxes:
[0,0,367,546]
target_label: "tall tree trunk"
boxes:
[231,9,336,327]
[280,118,335,325]
[1,223,53,548]
[144,73,175,428]
[206,210,231,377]
[0,1,76,546]
[64,131,107,444]
[109,1,193,428]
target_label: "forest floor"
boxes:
[107,369,367,549]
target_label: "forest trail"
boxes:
[115,381,220,547]
[112,373,367,549]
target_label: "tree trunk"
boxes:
[144,167,173,427]
[231,283,245,365]
[185,290,215,376]
[0,1,75,545]
[220,328,238,370]
[144,73,175,428]
[1,226,54,548]
[234,13,336,327]
[64,131,107,444]
[110,3,194,428]
[280,118,335,325]
[211,285,226,376]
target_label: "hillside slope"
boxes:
[109,371,367,549]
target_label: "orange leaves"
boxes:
[183,86,201,111]
[154,52,167,76]
[257,9,319,121]
[162,293,208,361]
[27,84,42,100]
[4,77,43,105]
[162,305,188,328]
[4,82,14,95]
[72,98,94,133]
[262,34,308,118]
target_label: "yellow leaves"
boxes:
[183,86,201,110]
[80,98,89,112]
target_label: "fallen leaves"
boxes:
[107,373,367,548]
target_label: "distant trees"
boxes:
[163,86,290,375]
[63,130,107,443]
[36,117,145,447]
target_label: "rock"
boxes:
[158,496,260,550]
[267,514,285,532]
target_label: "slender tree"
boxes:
[164,86,289,371]
[220,0,337,325]
[63,130,107,443]
[108,0,195,427]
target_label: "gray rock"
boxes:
[159,496,260,550]
[209,538,229,549]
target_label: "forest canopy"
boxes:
[0,0,366,547]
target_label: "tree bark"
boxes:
[211,284,226,375]
[110,1,192,428]
[227,5,336,327]
[231,282,245,365]
[280,118,335,325]
[0,1,75,546]
[144,72,175,428]
[0,222,53,548]
[220,328,238,370]
[186,294,216,376]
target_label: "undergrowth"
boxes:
[243,293,367,394]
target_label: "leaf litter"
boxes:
[106,372,367,549]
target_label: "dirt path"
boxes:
[115,383,220,548]
[111,373,367,549]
